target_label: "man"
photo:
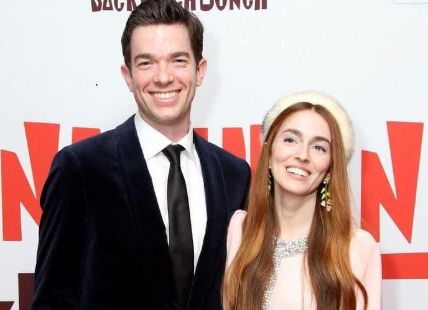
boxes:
[32,0,250,309]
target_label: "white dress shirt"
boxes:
[134,113,207,270]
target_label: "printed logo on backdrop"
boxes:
[0,120,426,306]
[91,0,268,12]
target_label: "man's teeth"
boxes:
[286,167,309,177]
[154,91,177,99]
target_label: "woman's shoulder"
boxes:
[226,210,247,268]
[227,210,247,244]
[350,228,382,309]
[351,228,378,250]
[230,209,247,226]
[350,227,381,276]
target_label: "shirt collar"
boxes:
[134,112,196,161]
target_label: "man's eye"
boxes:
[137,61,151,67]
[174,58,187,64]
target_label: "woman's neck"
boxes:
[274,191,317,240]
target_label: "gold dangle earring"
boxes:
[268,162,273,193]
[320,173,332,212]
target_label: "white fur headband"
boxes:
[261,90,355,161]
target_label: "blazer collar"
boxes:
[116,119,229,308]
[115,116,171,259]
[188,133,229,309]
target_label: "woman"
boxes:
[223,91,381,310]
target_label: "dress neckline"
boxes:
[275,236,309,259]
[262,236,309,310]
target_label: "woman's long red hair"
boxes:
[223,103,367,310]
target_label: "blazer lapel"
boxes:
[115,121,228,308]
[115,116,172,269]
[188,134,229,309]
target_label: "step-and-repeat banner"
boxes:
[1,1,427,309]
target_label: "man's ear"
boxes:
[195,58,207,87]
[120,64,134,92]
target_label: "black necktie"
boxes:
[162,144,194,307]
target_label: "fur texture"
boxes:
[261,90,355,161]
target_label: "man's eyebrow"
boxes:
[170,51,191,58]
[133,51,191,63]
[133,53,153,63]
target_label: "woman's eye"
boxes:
[313,145,327,152]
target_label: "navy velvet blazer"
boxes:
[32,116,251,310]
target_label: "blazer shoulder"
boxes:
[59,116,135,158]
[200,138,250,172]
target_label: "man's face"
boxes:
[121,24,207,136]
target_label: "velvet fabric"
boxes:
[32,116,251,310]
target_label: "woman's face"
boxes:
[270,109,332,198]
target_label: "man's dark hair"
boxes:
[121,0,204,70]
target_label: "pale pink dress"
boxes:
[226,210,382,310]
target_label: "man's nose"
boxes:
[153,64,174,85]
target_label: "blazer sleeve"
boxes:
[32,147,88,310]
[351,229,382,310]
